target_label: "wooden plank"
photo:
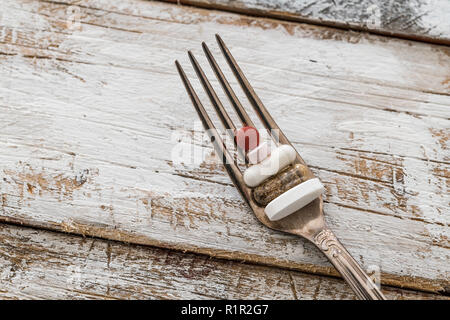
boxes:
[0,223,447,300]
[0,0,449,294]
[162,0,450,45]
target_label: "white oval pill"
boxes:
[243,144,296,187]
[265,178,324,221]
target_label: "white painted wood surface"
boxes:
[0,224,447,300]
[0,0,449,294]
[164,0,450,44]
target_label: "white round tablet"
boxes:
[264,178,324,221]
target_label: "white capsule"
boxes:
[265,178,324,221]
[247,142,272,164]
[243,144,296,187]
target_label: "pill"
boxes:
[265,178,325,221]
[243,144,296,187]
[247,142,272,164]
[253,164,308,206]
[234,126,259,152]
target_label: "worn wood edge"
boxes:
[2,222,448,300]
[158,0,450,46]
[1,216,447,296]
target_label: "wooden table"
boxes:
[0,0,449,300]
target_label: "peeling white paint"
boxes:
[0,0,448,289]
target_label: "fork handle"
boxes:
[313,228,386,300]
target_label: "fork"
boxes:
[175,34,386,300]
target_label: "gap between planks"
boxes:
[157,0,450,46]
[0,216,448,297]
[0,221,448,299]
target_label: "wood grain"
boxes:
[161,0,450,45]
[0,223,447,300]
[0,0,449,294]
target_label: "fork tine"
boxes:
[188,51,248,162]
[202,42,255,128]
[188,51,236,133]
[215,34,289,145]
[175,60,248,196]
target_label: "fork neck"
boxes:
[313,228,386,300]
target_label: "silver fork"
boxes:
[175,34,386,300]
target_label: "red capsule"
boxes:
[235,126,260,152]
